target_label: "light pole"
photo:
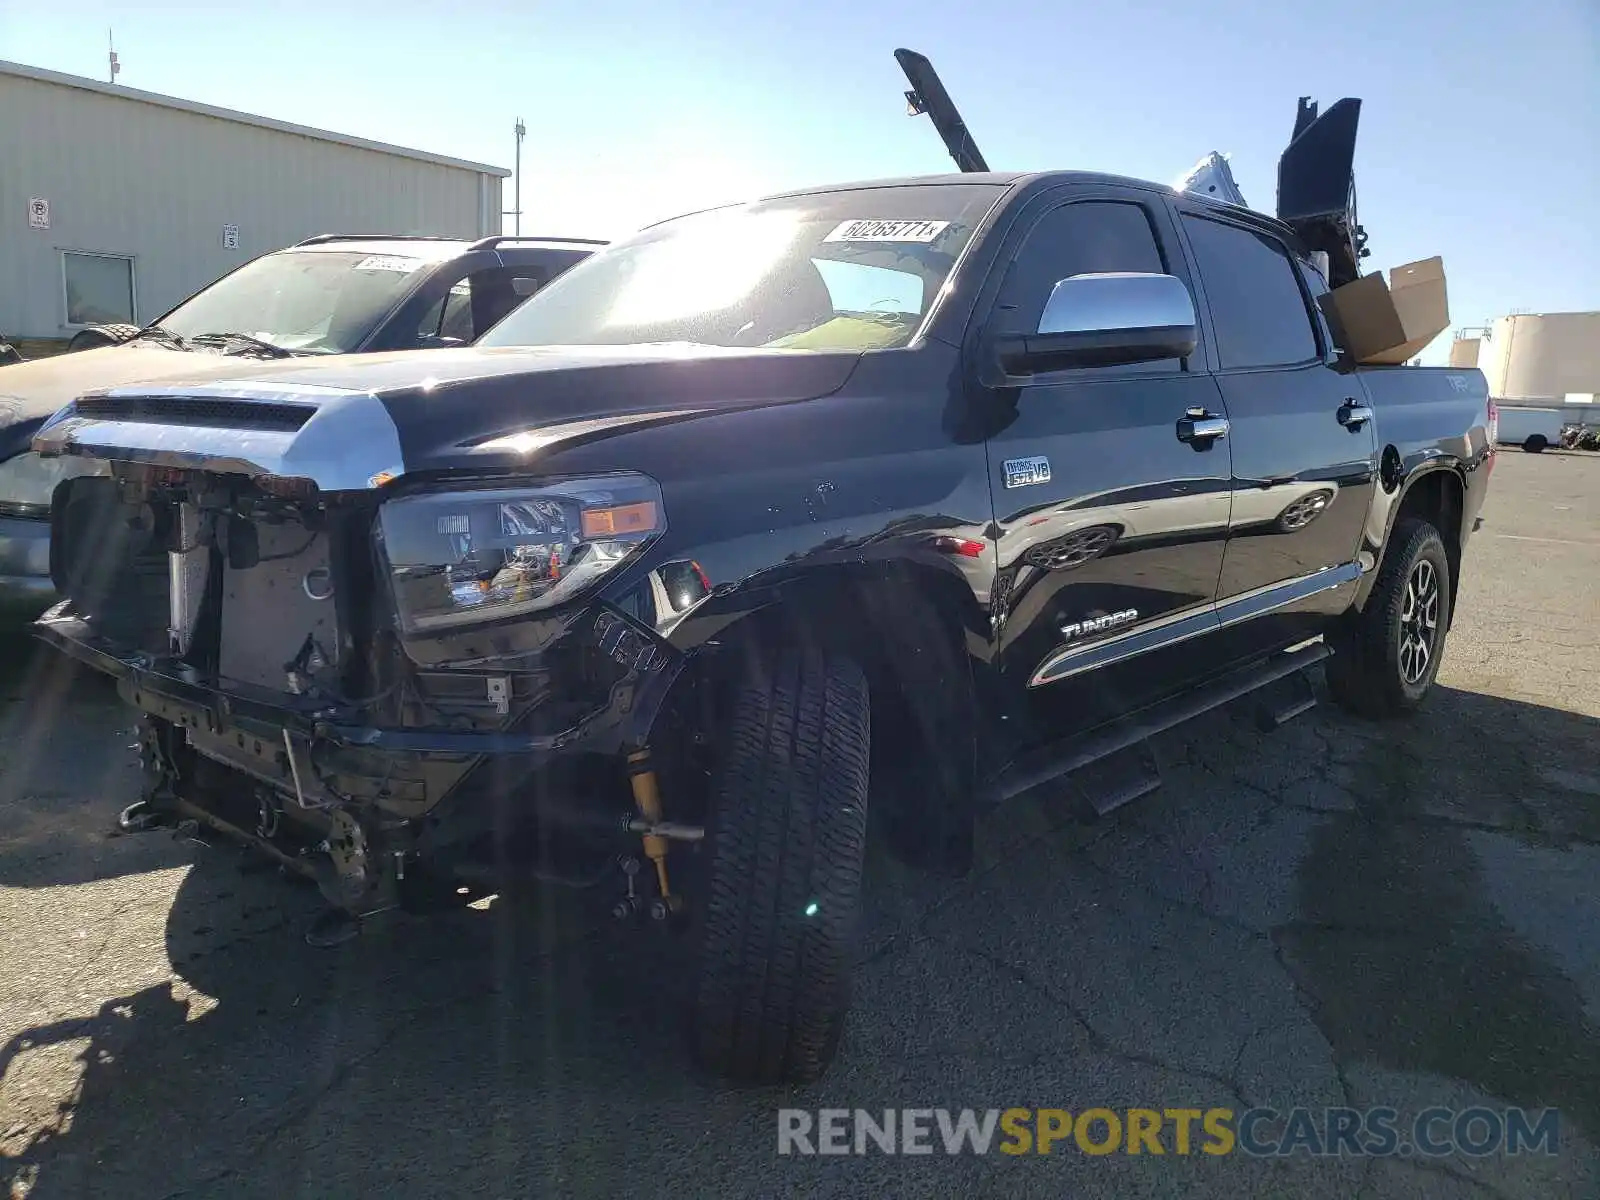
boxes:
[512,118,526,236]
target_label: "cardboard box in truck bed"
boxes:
[1319,256,1449,365]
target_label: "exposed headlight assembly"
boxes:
[377,473,664,634]
[0,452,108,517]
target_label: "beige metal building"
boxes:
[1,60,507,346]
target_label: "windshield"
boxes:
[158,250,435,354]
[479,184,1004,352]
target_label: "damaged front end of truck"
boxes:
[32,377,703,944]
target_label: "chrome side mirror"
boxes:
[999,272,1198,373]
[1037,272,1196,338]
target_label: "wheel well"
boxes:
[66,323,138,352]
[657,564,984,874]
[1394,469,1464,623]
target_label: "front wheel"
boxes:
[1523,435,1548,453]
[1327,517,1451,718]
[690,643,870,1085]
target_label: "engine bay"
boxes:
[46,466,643,822]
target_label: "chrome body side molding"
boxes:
[1029,561,1361,687]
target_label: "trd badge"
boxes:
[1003,456,1051,489]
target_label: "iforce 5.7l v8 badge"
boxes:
[1003,456,1051,489]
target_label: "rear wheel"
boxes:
[690,642,870,1085]
[1327,517,1451,718]
[1523,435,1547,453]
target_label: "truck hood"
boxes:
[32,344,863,491]
[0,344,311,430]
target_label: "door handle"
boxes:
[1176,408,1229,444]
[1339,400,1374,429]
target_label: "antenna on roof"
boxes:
[107,30,121,83]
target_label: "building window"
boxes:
[63,252,135,326]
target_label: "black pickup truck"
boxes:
[33,167,1493,1085]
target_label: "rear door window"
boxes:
[1180,216,1320,369]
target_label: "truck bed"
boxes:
[1354,365,1492,462]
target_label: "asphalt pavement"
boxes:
[2,450,1597,1199]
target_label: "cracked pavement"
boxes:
[2,450,1598,1198]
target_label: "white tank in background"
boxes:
[1477,312,1600,405]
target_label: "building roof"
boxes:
[0,58,510,178]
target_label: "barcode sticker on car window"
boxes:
[353,255,425,273]
[822,220,951,244]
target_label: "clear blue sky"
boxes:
[4,0,1596,362]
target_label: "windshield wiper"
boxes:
[128,325,189,351]
[187,332,298,359]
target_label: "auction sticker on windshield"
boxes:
[353,255,426,273]
[823,219,950,244]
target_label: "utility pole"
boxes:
[107,30,121,83]
[511,118,526,236]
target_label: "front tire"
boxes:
[1327,517,1451,718]
[1523,435,1548,453]
[690,643,870,1085]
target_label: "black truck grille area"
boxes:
[74,394,315,432]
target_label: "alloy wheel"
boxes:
[1398,558,1440,685]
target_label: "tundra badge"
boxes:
[1060,608,1138,641]
[1003,456,1051,489]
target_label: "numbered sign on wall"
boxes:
[222,224,240,250]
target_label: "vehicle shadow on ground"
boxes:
[1273,684,1600,1140]
[3,680,1598,1197]
[0,621,153,889]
